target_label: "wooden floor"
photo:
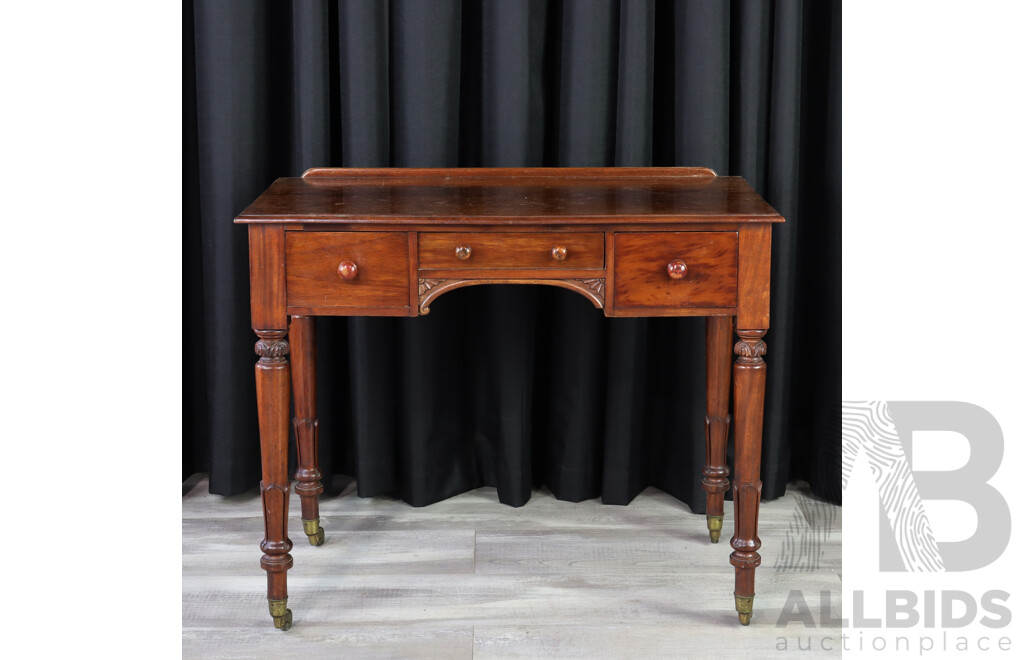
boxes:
[183,475,841,659]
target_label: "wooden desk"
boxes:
[236,167,783,630]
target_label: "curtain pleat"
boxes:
[185,0,842,510]
[290,2,331,168]
[615,0,654,167]
[558,0,618,166]
[392,0,463,167]
[762,0,804,501]
[674,0,730,172]
[337,0,390,166]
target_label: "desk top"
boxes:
[235,167,783,225]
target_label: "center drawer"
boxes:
[418,232,604,269]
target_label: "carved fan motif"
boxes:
[576,278,605,300]
[418,278,445,296]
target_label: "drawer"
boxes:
[286,232,409,308]
[613,232,737,308]
[419,232,604,269]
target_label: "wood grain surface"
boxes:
[418,232,604,269]
[738,225,772,329]
[235,168,784,224]
[240,167,783,633]
[612,232,738,309]
[285,232,410,308]
[248,225,287,329]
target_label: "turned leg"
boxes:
[255,330,294,630]
[290,316,325,546]
[702,316,732,543]
[730,329,766,625]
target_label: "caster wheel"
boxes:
[303,519,325,546]
[735,595,754,626]
[707,515,723,544]
[273,609,293,631]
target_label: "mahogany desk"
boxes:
[236,167,783,630]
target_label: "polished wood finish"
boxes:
[286,305,414,318]
[419,278,605,315]
[603,231,616,311]
[730,329,767,626]
[236,167,784,224]
[286,221,745,234]
[290,315,324,546]
[419,232,604,269]
[666,259,688,280]
[336,261,358,281]
[702,316,732,544]
[285,232,410,309]
[248,225,287,329]
[416,268,602,280]
[612,232,737,310]
[300,166,719,181]
[737,226,772,329]
[238,167,782,629]
[254,330,294,628]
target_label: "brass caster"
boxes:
[735,594,754,626]
[274,609,293,630]
[269,599,293,631]
[707,515,723,544]
[303,519,325,546]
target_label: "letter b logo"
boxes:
[842,401,1011,572]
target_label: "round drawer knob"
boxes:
[551,246,568,261]
[455,244,472,260]
[337,261,359,281]
[666,259,688,280]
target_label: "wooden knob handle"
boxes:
[551,246,568,261]
[666,259,688,280]
[337,261,358,281]
[455,244,472,260]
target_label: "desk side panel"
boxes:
[249,224,288,329]
[737,225,772,329]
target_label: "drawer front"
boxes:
[286,232,409,308]
[613,232,737,308]
[419,232,604,269]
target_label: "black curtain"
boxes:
[184,0,841,511]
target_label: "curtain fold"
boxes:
[185,0,842,510]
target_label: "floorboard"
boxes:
[182,475,841,658]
